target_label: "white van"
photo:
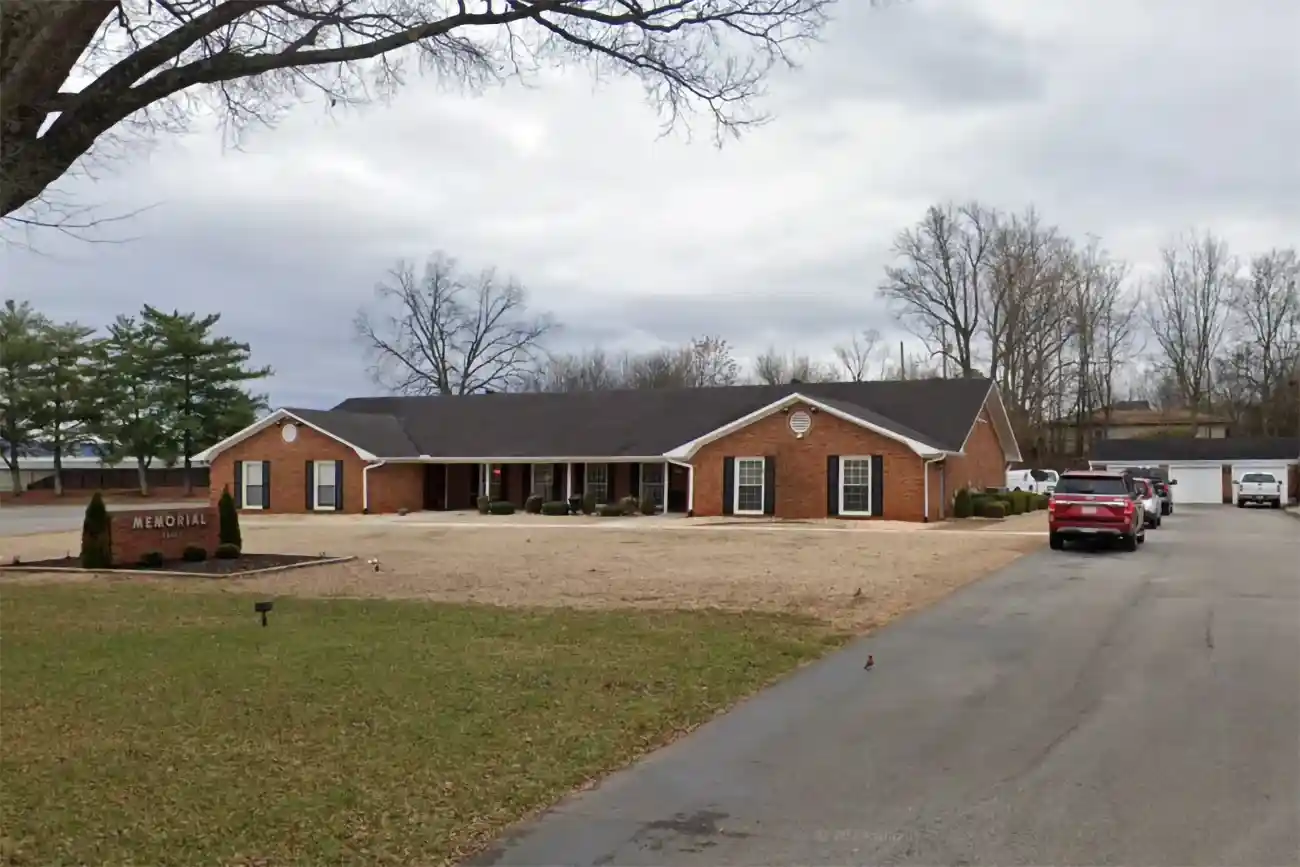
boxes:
[1006,468,1059,494]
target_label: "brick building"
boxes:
[195,378,1020,522]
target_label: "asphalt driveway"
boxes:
[0,502,198,537]
[470,506,1300,866]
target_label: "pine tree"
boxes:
[0,300,51,496]
[29,319,98,497]
[81,491,113,569]
[218,485,242,549]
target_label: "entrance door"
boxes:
[424,464,447,510]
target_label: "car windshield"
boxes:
[1055,475,1130,496]
[1241,473,1276,483]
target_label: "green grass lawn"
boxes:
[0,584,847,867]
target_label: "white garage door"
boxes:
[1167,465,1223,504]
[1235,463,1291,504]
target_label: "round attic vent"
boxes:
[281,422,298,443]
[789,410,812,436]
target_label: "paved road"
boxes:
[0,502,199,537]
[471,506,1300,866]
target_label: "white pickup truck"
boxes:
[1235,472,1283,509]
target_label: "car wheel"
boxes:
[1121,533,1139,552]
[1049,532,1064,550]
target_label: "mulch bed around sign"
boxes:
[4,553,332,577]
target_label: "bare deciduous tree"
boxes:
[1,0,833,225]
[527,335,739,391]
[751,347,835,385]
[833,328,882,381]
[354,252,555,396]
[524,348,623,393]
[878,202,997,377]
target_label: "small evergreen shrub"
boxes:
[476,496,491,515]
[80,492,113,569]
[138,551,165,568]
[541,501,569,516]
[524,495,543,514]
[488,500,516,515]
[978,500,1007,519]
[639,496,658,516]
[597,504,624,517]
[953,488,974,519]
[580,493,597,515]
[1036,494,1050,510]
[181,545,208,562]
[214,542,242,559]
[218,486,242,549]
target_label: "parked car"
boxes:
[1133,478,1162,528]
[1048,470,1146,552]
[1007,468,1059,494]
[1151,478,1175,515]
[1235,472,1283,509]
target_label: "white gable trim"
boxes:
[959,382,1022,462]
[193,408,378,462]
[663,392,949,461]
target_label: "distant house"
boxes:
[1050,400,1231,453]
[1089,435,1300,505]
[195,378,1022,522]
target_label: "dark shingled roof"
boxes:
[307,377,996,459]
[1092,436,1300,463]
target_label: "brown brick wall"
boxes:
[690,401,933,521]
[207,423,424,515]
[109,506,219,566]
[943,396,1012,498]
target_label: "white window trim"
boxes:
[839,455,873,517]
[585,462,610,504]
[313,460,338,511]
[733,456,766,516]
[242,460,265,511]
[530,463,554,500]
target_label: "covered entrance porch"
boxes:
[421,459,693,513]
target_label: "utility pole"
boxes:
[899,341,906,380]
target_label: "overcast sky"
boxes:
[5,0,1298,408]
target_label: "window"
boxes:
[734,457,765,515]
[243,461,264,509]
[585,463,609,504]
[314,460,336,510]
[839,457,872,515]
[487,464,503,501]
[1055,475,1129,496]
[1241,473,1276,484]
[641,463,665,510]
[531,463,553,499]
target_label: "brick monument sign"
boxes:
[109,506,220,566]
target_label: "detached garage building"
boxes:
[1090,436,1300,505]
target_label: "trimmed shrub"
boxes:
[218,486,241,549]
[541,500,569,516]
[80,491,113,569]
[138,550,165,568]
[977,499,1007,519]
[619,495,640,516]
[181,545,208,562]
[953,488,974,519]
[597,503,625,517]
[639,496,658,516]
[1004,493,1023,515]
[1036,494,1050,510]
[524,495,544,514]
[580,493,597,515]
[488,500,516,515]
[214,542,242,559]
[476,496,491,515]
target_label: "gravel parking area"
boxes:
[3,518,1040,629]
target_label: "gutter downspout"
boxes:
[923,456,944,523]
[362,460,386,514]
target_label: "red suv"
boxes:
[1048,471,1146,552]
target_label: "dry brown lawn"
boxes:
[4,517,1041,630]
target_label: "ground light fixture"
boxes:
[254,600,274,627]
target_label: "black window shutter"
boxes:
[552,463,564,501]
[871,455,885,517]
[630,464,642,501]
[234,460,244,509]
[763,456,776,515]
[826,455,840,516]
[305,460,314,510]
[262,461,271,509]
[722,457,736,515]
[335,460,344,511]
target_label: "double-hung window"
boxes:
[640,463,665,510]
[243,461,265,510]
[839,457,872,516]
[314,460,337,510]
[734,457,765,515]
[585,463,609,504]
[531,463,553,500]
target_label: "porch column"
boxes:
[663,460,669,514]
[565,463,573,499]
[686,464,695,515]
[481,463,489,500]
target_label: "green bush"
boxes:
[639,496,658,516]
[138,551,165,568]
[541,500,569,516]
[1036,494,1050,510]
[476,496,491,515]
[978,500,1007,519]
[619,495,640,516]
[524,495,543,514]
[79,492,113,569]
[597,503,625,517]
[218,486,241,548]
[214,542,242,560]
[580,493,597,515]
[488,500,516,515]
[953,488,974,518]
[181,545,208,562]
[1005,492,1024,515]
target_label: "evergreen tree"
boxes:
[0,300,51,496]
[80,491,113,569]
[141,307,271,496]
[85,316,174,495]
[29,319,98,496]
